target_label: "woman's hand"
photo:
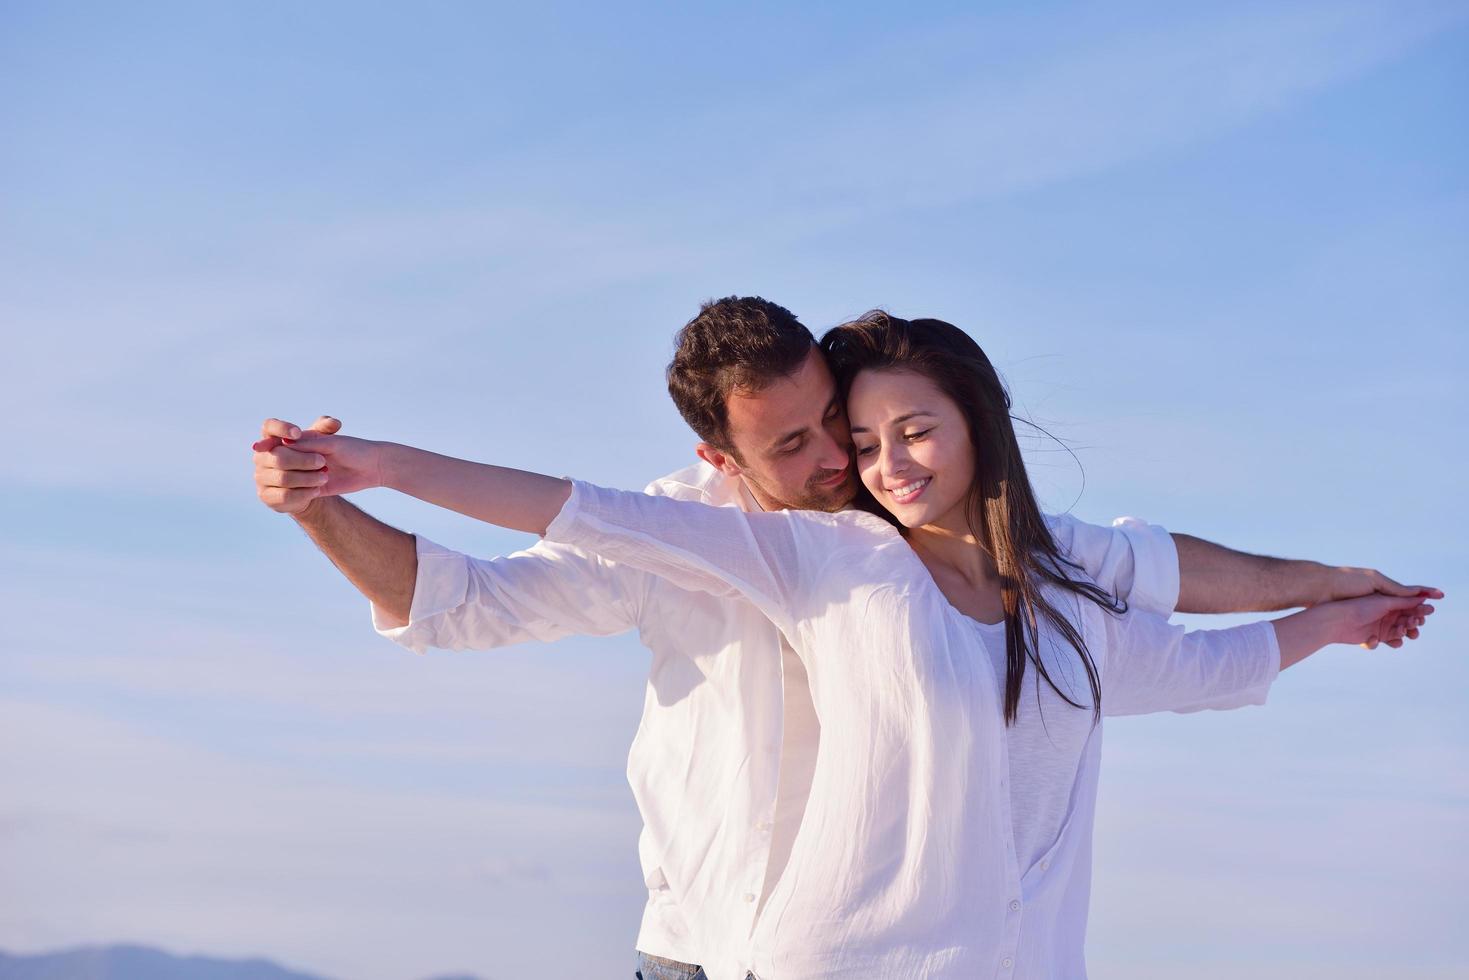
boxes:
[1274,592,1436,670]
[282,431,389,497]
[1324,592,1436,650]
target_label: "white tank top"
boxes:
[973,617,1096,874]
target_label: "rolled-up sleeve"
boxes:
[372,533,645,655]
[1102,612,1281,717]
[1046,513,1180,617]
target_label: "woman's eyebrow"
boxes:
[850,410,937,434]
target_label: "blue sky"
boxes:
[2,2,1466,977]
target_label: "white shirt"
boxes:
[373,463,1187,979]
[542,477,1280,980]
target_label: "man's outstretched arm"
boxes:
[253,416,647,650]
[297,496,418,628]
[255,416,418,627]
[1172,532,1442,635]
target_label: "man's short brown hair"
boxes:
[666,296,816,452]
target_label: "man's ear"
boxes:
[695,443,744,477]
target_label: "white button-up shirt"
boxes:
[374,463,1189,979]
[540,477,1279,980]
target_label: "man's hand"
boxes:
[251,416,419,624]
[253,416,387,515]
[253,416,338,515]
[1322,566,1444,647]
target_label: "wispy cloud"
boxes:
[5,2,1464,497]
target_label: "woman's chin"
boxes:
[881,492,965,531]
[876,502,929,528]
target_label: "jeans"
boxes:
[634,951,757,980]
[635,951,705,980]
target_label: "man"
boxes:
[253,296,1432,980]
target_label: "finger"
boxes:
[257,484,322,513]
[1385,638,1403,649]
[1371,572,1415,597]
[261,468,329,490]
[262,445,327,470]
[260,418,303,441]
[1381,594,1432,613]
[252,436,284,454]
[257,449,329,476]
[309,415,342,434]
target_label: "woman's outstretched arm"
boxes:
[1101,591,1436,717]
[383,443,573,534]
[283,432,846,634]
[1270,593,1435,669]
[279,432,572,533]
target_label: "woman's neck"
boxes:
[907,511,1001,589]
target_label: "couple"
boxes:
[253,298,1436,979]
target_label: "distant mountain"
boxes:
[0,944,331,980]
[0,945,489,980]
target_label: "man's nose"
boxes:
[813,429,851,472]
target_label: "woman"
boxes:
[289,314,1430,979]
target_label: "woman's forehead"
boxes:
[849,369,947,424]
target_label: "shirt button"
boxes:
[1040,860,1050,871]
[1002,957,1014,969]
[757,820,773,831]
[1009,899,1021,911]
[743,892,756,903]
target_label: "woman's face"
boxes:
[847,368,975,531]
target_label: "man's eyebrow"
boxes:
[849,410,936,435]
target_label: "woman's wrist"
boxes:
[1271,603,1340,670]
[375,441,409,491]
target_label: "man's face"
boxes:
[699,346,856,512]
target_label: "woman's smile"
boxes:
[888,477,931,503]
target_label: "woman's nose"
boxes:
[881,442,910,478]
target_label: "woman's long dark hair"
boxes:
[821,311,1124,726]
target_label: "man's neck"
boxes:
[739,475,774,512]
